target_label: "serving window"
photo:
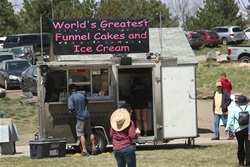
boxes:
[69,69,90,83]
[45,67,111,102]
[69,68,110,98]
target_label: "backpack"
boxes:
[235,105,249,126]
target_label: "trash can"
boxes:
[29,138,66,159]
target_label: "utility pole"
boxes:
[40,14,43,60]
[51,0,54,20]
[159,12,162,57]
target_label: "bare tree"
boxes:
[164,0,203,27]
[236,0,250,18]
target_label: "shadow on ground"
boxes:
[198,128,214,134]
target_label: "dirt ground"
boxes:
[6,90,229,146]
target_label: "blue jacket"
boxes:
[226,105,250,133]
[68,91,89,121]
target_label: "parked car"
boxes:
[227,45,250,63]
[8,45,35,59]
[3,33,50,53]
[0,37,6,49]
[0,59,31,89]
[212,26,245,45]
[195,30,220,47]
[244,27,250,40]
[185,31,204,49]
[0,52,15,63]
[20,65,37,94]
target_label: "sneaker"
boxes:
[81,150,89,156]
[92,146,97,155]
[211,137,220,140]
[227,135,235,140]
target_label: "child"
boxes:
[110,103,140,167]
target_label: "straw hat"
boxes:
[110,108,130,132]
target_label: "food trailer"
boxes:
[36,18,198,153]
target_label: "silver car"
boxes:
[212,26,245,45]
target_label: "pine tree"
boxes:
[184,0,244,30]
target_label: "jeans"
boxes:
[235,128,250,165]
[214,114,233,138]
[114,145,136,167]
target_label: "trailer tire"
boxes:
[86,130,107,154]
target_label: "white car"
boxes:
[244,27,250,40]
[0,37,7,49]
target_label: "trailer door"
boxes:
[161,65,197,139]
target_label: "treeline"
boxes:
[0,0,249,36]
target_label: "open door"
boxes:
[161,65,197,139]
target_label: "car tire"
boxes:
[222,38,228,45]
[239,56,250,63]
[21,81,29,92]
[200,41,205,49]
[86,130,107,153]
[4,79,9,90]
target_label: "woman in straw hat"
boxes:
[110,103,141,167]
[225,95,250,167]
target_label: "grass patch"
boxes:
[0,97,37,135]
[0,144,238,167]
[196,61,250,96]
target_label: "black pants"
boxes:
[235,128,250,165]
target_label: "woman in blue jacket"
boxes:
[225,95,250,167]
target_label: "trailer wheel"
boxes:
[86,130,107,154]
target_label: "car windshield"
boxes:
[11,48,24,55]
[6,61,31,71]
[0,55,14,62]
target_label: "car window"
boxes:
[0,55,14,62]
[21,35,39,42]
[220,28,228,32]
[0,62,4,70]
[233,28,243,32]
[27,67,34,75]
[207,32,216,36]
[11,48,24,55]
[197,31,205,36]
[212,28,218,32]
[245,29,250,32]
[6,61,31,71]
[190,33,200,38]
[42,34,50,43]
[5,36,18,43]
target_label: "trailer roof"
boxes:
[55,28,197,65]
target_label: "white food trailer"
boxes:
[36,18,198,153]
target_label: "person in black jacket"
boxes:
[211,82,235,140]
